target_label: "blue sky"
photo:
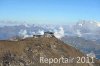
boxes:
[0,0,100,24]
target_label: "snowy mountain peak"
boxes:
[22,23,30,27]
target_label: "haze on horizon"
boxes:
[0,0,100,25]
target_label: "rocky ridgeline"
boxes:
[0,36,100,66]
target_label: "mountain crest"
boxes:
[0,35,100,66]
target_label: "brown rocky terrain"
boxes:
[0,37,100,66]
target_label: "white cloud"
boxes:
[76,30,82,37]
[38,30,44,35]
[54,26,65,39]
[19,29,33,39]
[96,22,100,27]
[78,23,83,27]
[19,30,27,36]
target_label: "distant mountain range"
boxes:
[0,20,100,40]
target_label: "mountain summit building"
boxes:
[33,32,54,38]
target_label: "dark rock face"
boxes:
[0,37,99,66]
